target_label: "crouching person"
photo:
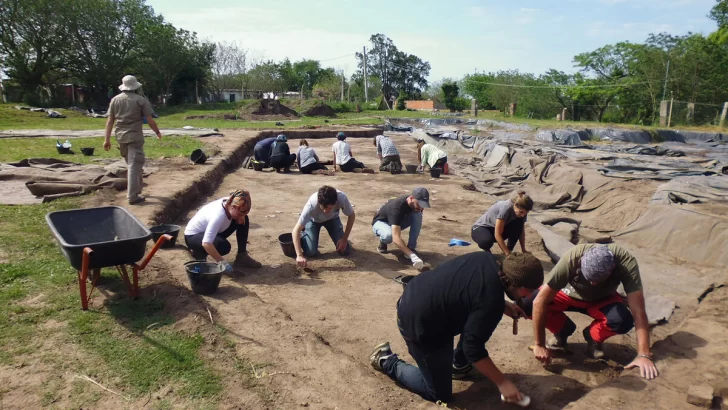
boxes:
[369,252,544,405]
[524,244,659,380]
[372,187,429,270]
[292,185,355,268]
[184,189,262,274]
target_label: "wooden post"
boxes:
[667,92,674,128]
[471,99,478,116]
[562,107,568,121]
[686,102,695,124]
[659,100,669,127]
[363,46,369,102]
[721,102,728,128]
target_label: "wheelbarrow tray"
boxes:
[46,206,152,271]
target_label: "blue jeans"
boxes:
[301,217,350,257]
[372,212,422,251]
[381,318,465,403]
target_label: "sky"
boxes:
[148,0,719,81]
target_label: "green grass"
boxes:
[0,135,203,164]
[0,200,222,403]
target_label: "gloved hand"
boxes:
[409,253,424,270]
[219,260,233,273]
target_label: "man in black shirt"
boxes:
[369,252,544,404]
[372,187,430,270]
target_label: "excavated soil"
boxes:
[302,103,337,118]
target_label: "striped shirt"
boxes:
[376,135,399,158]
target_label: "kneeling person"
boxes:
[526,244,659,380]
[370,252,544,404]
[372,187,429,270]
[292,186,355,267]
[184,189,262,273]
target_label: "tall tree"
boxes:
[0,0,70,104]
[209,41,249,102]
[355,34,430,101]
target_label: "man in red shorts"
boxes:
[523,244,659,380]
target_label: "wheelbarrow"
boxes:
[46,206,172,310]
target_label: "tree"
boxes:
[0,0,71,104]
[441,81,460,111]
[709,0,728,27]
[355,34,430,102]
[65,0,158,104]
[209,41,248,102]
[312,71,343,100]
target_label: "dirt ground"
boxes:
[6,130,725,409]
[140,134,648,409]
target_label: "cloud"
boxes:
[519,7,541,13]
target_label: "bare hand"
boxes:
[156,133,162,140]
[296,255,307,268]
[533,345,552,364]
[497,379,523,403]
[336,238,348,253]
[103,140,111,151]
[625,357,659,380]
[504,301,526,319]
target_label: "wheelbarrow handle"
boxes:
[137,234,173,271]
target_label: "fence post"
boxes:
[686,103,695,124]
[659,100,670,127]
[721,102,728,128]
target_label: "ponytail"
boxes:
[511,190,534,211]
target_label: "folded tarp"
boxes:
[650,176,728,204]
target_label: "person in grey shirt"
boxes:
[297,139,331,175]
[292,186,355,268]
[472,191,533,255]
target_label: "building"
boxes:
[405,99,446,111]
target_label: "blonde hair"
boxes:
[511,190,534,211]
[300,139,309,146]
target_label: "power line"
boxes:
[318,53,356,62]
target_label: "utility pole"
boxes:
[667,91,674,128]
[195,79,199,104]
[341,74,344,102]
[363,46,369,102]
[661,60,670,102]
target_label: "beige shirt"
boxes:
[109,91,153,143]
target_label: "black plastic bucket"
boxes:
[81,147,95,156]
[405,164,418,174]
[191,149,207,164]
[278,233,297,258]
[184,261,223,295]
[393,275,415,290]
[430,168,442,178]
[149,224,180,249]
[252,161,264,171]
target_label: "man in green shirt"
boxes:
[523,244,659,380]
[104,75,162,205]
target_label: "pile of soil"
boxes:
[247,99,299,117]
[302,103,337,118]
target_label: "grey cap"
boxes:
[412,187,431,208]
[581,245,615,283]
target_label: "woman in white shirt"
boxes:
[184,189,261,273]
[331,132,372,173]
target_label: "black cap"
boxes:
[412,187,431,208]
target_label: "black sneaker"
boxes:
[377,242,387,254]
[583,327,605,359]
[369,342,394,371]
[452,363,473,379]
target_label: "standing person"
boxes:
[184,189,262,274]
[372,187,430,270]
[253,136,276,168]
[269,134,296,173]
[332,132,372,173]
[471,191,533,255]
[103,75,162,205]
[297,139,331,175]
[416,140,448,172]
[374,134,402,173]
[525,244,659,380]
[369,252,544,405]
[292,185,355,268]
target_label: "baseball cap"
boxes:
[412,187,431,208]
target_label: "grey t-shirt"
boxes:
[297,146,319,168]
[474,200,524,228]
[298,190,354,225]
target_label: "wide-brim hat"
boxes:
[119,75,142,91]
